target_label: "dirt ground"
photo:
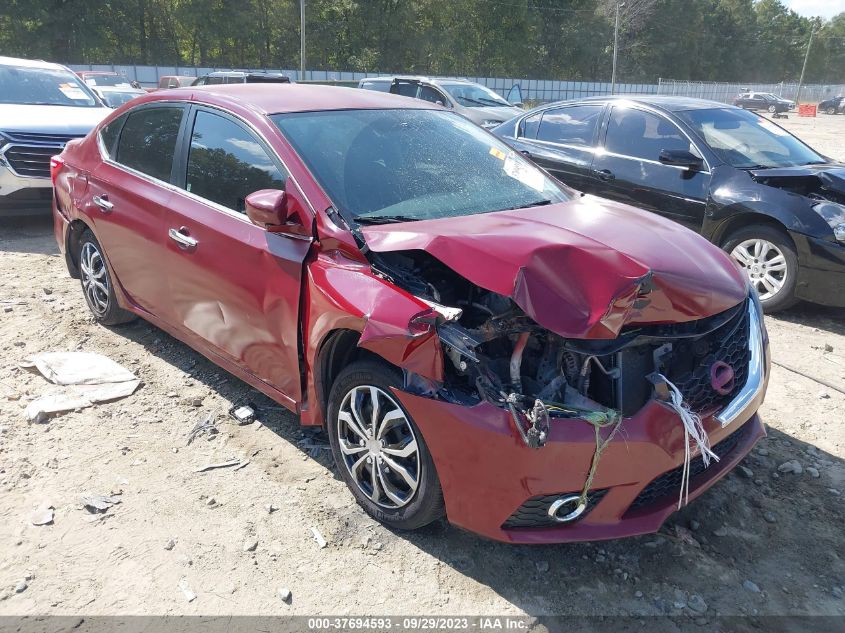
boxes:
[0,112,844,620]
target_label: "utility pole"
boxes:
[300,0,306,81]
[795,25,815,105]
[611,2,624,95]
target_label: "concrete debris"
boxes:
[178,577,196,602]
[243,538,258,552]
[310,527,327,549]
[30,502,54,526]
[14,581,27,594]
[164,538,176,551]
[81,494,122,514]
[277,587,292,603]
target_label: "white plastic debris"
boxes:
[20,352,140,422]
[311,526,327,549]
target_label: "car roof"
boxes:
[151,83,436,115]
[79,71,121,75]
[562,95,736,112]
[364,75,477,86]
[0,55,68,70]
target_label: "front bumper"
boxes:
[791,232,845,307]
[395,300,769,544]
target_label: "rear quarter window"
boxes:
[99,114,127,159]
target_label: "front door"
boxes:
[590,105,711,232]
[164,107,312,402]
[85,104,186,313]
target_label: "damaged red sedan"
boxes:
[52,84,769,543]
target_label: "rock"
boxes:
[674,525,701,548]
[743,580,761,593]
[595,554,606,562]
[360,535,372,549]
[832,587,843,599]
[738,466,754,478]
[634,591,643,599]
[777,460,802,474]
[42,288,53,295]
[806,467,820,478]
[264,503,278,514]
[763,512,777,524]
[713,526,729,537]
[164,538,176,551]
[688,594,708,614]
[818,391,831,400]
[3,306,11,313]
[829,489,841,496]
[689,520,701,531]
[206,497,216,506]
[14,581,27,594]
[277,587,292,603]
[757,448,769,456]
[535,560,550,573]
[823,343,834,353]
[243,538,258,552]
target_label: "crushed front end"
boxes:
[366,245,768,543]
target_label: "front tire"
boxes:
[77,230,136,325]
[327,359,445,530]
[724,225,799,313]
[767,104,777,113]
[827,107,836,115]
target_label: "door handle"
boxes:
[595,169,616,181]
[92,195,113,213]
[168,227,198,249]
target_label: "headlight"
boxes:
[481,119,503,129]
[813,201,845,243]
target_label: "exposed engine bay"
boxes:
[750,170,845,206]
[369,249,750,449]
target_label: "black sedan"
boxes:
[493,96,845,312]
[819,96,844,115]
[733,92,794,114]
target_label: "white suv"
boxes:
[0,56,111,215]
[358,76,523,128]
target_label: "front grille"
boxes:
[502,489,608,529]
[3,131,84,145]
[2,145,58,178]
[668,304,750,414]
[624,419,752,515]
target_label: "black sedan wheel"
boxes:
[725,225,798,313]
[767,104,777,113]
[77,230,136,325]
[327,359,445,530]
[827,107,836,115]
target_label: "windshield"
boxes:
[0,64,99,107]
[100,91,143,108]
[272,109,568,223]
[440,83,511,108]
[678,107,825,169]
[83,74,132,87]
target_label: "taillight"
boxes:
[50,155,65,185]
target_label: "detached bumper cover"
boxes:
[393,300,769,544]
[792,232,845,307]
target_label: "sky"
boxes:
[782,0,845,19]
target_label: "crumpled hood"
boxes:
[749,163,845,194]
[362,196,748,339]
[0,104,111,136]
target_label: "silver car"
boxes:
[0,56,110,215]
[358,76,523,128]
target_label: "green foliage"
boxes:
[0,0,841,82]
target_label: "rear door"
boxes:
[85,104,186,313]
[589,105,711,231]
[163,106,312,403]
[511,103,604,192]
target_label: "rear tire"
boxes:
[724,225,799,313]
[827,107,836,115]
[326,359,445,530]
[77,230,136,325]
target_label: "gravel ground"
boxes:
[0,113,843,620]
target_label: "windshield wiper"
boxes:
[477,97,508,107]
[502,199,553,211]
[355,215,421,225]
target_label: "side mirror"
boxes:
[245,189,308,235]
[659,149,704,170]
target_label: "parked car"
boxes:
[77,70,142,90]
[494,96,845,312]
[733,92,794,113]
[358,76,523,128]
[191,71,291,86]
[158,75,196,89]
[91,86,147,108]
[52,84,767,544]
[818,95,844,115]
[0,56,111,215]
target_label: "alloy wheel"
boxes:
[730,238,788,301]
[336,385,420,509]
[80,241,110,316]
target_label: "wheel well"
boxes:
[712,213,795,249]
[316,329,371,411]
[65,219,91,279]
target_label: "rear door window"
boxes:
[115,106,183,181]
[418,85,446,104]
[536,105,603,146]
[184,110,287,213]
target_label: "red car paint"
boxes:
[52,84,766,543]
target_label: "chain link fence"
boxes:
[657,78,845,105]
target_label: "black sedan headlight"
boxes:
[813,201,845,243]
